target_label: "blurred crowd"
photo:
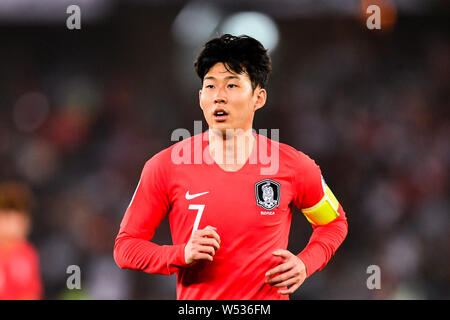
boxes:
[0,5,448,299]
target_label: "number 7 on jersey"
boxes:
[188,204,205,235]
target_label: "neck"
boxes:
[208,127,255,170]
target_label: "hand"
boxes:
[265,249,307,295]
[184,226,221,265]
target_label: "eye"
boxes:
[205,84,215,89]
[227,84,238,88]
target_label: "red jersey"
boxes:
[0,241,43,300]
[114,131,348,299]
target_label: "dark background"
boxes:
[0,0,448,299]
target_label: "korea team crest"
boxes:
[255,179,281,210]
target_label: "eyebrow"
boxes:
[204,75,241,81]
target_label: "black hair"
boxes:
[194,34,272,91]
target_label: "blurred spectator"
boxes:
[0,181,43,299]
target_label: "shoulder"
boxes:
[261,135,319,172]
[144,146,173,168]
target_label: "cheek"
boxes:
[201,104,211,118]
[199,98,213,123]
[200,94,212,110]
[199,100,207,115]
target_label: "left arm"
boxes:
[297,204,348,278]
[265,209,347,295]
[266,154,348,295]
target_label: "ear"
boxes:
[199,89,204,111]
[253,87,267,112]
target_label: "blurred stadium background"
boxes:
[0,0,448,299]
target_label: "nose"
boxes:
[214,97,226,104]
[214,87,227,104]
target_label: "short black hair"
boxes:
[194,34,272,90]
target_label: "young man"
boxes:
[0,181,43,299]
[114,34,348,300]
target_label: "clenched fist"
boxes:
[184,226,221,265]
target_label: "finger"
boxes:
[204,231,221,245]
[266,268,296,285]
[202,225,219,233]
[270,277,298,288]
[271,249,292,259]
[197,244,216,256]
[197,237,220,251]
[278,281,302,295]
[196,228,221,244]
[193,252,214,262]
[265,261,293,278]
[195,225,216,234]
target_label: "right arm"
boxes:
[113,155,220,275]
[113,156,187,275]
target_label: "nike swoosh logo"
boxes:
[185,191,209,200]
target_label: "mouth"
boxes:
[213,108,229,122]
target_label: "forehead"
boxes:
[204,62,250,82]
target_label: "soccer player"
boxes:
[0,181,43,299]
[114,34,348,299]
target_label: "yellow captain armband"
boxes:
[301,177,340,226]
